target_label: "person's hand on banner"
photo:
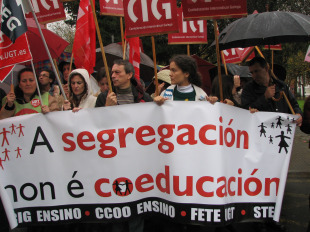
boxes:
[295,114,303,127]
[154,96,168,106]
[63,100,72,111]
[72,108,82,113]
[249,107,259,113]
[206,96,218,104]
[223,99,234,106]
[41,105,50,114]
[105,92,117,106]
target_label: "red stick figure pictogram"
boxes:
[15,147,22,158]
[0,148,10,170]
[0,128,10,146]
[17,124,25,137]
[10,124,16,135]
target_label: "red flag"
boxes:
[0,33,32,82]
[0,65,14,83]
[126,37,140,81]
[72,0,96,75]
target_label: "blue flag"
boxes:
[1,0,28,43]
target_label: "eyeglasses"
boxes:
[39,74,49,78]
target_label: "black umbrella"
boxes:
[215,11,310,50]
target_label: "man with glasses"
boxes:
[38,69,58,96]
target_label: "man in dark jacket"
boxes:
[242,57,302,126]
[95,59,152,107]
[95,59,151,232]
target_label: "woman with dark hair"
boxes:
[0,68,58,119]
[63,68,97,112]
[58,61,77,98]
[94,66,110,96]
[210,74,241,107]
[154,55,207,104]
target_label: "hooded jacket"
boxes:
[68,69,97,109]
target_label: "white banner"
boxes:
[0,102,297,228]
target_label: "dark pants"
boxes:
[0,198,10,232]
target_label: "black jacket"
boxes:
[241,78,302,115]
[300,96,310,134]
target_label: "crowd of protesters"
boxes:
[0,55,308,232]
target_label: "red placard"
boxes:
[124,0,179,38]
[26,0,66,24]
[263,44,282,50]
[0,33,32,69]
[100,0,124,16]
[222,47,254,64]
[168,7,207,44]
[182,0,247,20]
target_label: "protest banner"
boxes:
[168,7,207,45]
[222,47,255,64]
[0,101,297,228]
[25,0,66,24]
[99,0,124,16]
[123,0,178,38]
[182,0,247,20]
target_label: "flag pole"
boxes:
[220,51,228,75]
[213,20,223,102]
[69,53,74,75]
[151,36,159,96]
[123,40,127,60]
[26,0,67,100]
[255,46,265,58]
[53,59,61,80]
[187,44,190,56]
[89,0,112,92]
[11,69,14,93]
[120,17,125,58]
